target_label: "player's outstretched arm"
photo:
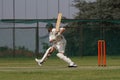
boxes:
[58,28,65,35]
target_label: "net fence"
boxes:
[0,19,120,57]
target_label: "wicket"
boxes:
[98,40,106,66]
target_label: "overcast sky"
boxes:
[0,0,76,19]
[0,0,96,52]
[0,0,96,19]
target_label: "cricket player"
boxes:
[35,23,77,67]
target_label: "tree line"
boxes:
[64,0,120,57]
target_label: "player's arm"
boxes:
[49,28,57,43]
[58,28,65,35]
[49,37,56,43]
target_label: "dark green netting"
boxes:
[0,19,120,24]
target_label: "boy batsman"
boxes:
[35,23,77,67]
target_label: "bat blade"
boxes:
[56,13,62,32]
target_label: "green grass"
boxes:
[0,56,120,80]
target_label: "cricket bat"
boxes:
[56,13,62,32]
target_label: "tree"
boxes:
[74,0,120,19]
[64,0,120,56]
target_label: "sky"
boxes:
[0,0,96,19]
[0,0,77,19]
[0,0,96,52]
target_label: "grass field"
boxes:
[0,56,120,80]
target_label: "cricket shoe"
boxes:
[68,63,77,68]
[35,58,43,66]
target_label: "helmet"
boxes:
[46,23,54,29]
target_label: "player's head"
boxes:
[46,23,54,32]
[46,23,54,28]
